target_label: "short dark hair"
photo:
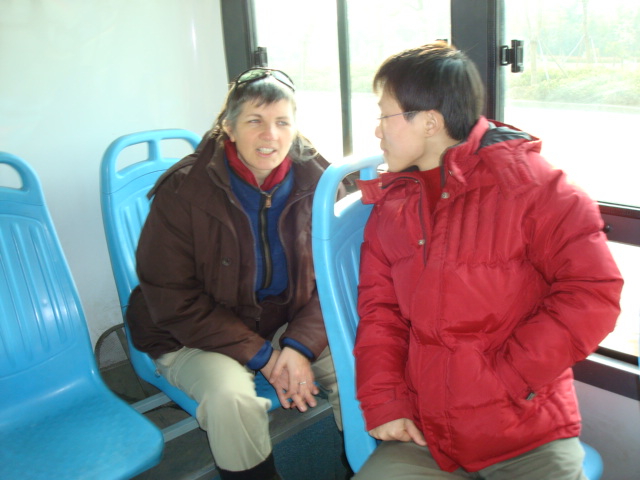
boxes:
[373,42,485,140]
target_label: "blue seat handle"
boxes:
[100,129,201,195]
[0,152,45,205]
[313,154,383,240]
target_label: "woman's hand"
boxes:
[369,418,427,446]
[266,347,319,412]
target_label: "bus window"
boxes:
[254,0,451,159]
[253,0,638,359]
[254,0,342,160]
[344,0,450,156]
[504,0,640,358]
[600,242,640,356]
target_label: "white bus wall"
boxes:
[0,1,227,352]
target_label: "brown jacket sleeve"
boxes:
[276,154,349,359]
[131,168,265,363]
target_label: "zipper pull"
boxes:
[263,192,272,208]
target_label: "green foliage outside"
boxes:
[507,65,640,107]
[295,62,640,109]
[269,0,640,110]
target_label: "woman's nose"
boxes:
[374,124,382,139]
[260,123,277,139]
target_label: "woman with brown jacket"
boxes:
[127,68,341,480]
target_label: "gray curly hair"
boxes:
[210,75,317,162]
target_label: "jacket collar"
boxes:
[223,139,292,191]
[151,132,326,216]
[359,116,542,204]
[207,134,324,194]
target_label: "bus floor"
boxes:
[101,360,351,480]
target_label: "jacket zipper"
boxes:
[258,188,276,290]
[228,177,314,312]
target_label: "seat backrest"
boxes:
[0,152,99,416]
[312,154,383,473]
[100,129,201,416]
[100,129,283,417]
[100,129,201,309]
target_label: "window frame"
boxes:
[455,1,640,367]
[221,0,640,372]
[220,0,258,81]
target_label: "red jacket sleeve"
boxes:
[355,207,414,430]
[493,162,623,400]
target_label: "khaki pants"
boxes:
[155,325,341,471]
[353,437,587,480]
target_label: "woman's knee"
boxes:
[204,382,264,410]
[162,348,269,422]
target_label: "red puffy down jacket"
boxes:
[355,117,623,472]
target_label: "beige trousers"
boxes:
[155,325,341,471]
[353,437,587,480]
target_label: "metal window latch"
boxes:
[499,40,524,73]
[253,46,268,67]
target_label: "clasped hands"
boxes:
[261,347,319,412]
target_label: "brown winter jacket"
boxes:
[126,133,332,364]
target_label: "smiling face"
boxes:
[224,98,296,184]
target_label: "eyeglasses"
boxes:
[234,68,295,92]
[377,111,420,121]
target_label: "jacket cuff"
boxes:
[281,337,314,361]
[246,341,273,371]
[363,397,415,432]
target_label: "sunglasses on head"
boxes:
[234,68,295,92]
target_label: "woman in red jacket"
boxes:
[353,42,623,479]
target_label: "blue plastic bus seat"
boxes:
[312,154,382,473]
[581,442,603,480]
[311,154,603,479]
[0,152,163,480]
[99,129,281,430]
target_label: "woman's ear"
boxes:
[222,121,235,142]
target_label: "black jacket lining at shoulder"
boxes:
[479,124,533,150]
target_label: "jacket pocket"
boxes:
[445,344,529,415]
